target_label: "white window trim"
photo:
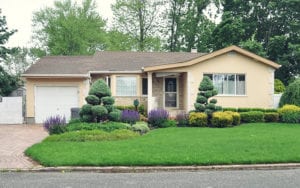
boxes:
[116,76,137,97]
[163,77,179,109]
[204,73,247,96]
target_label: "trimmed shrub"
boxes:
[138,104,146,116]
[265,109,278,113]
[161,119,177,128]
[104,105,114,113]
[264,112,279,122]
[80,114,94,122]
[274,79,285,94]
[211,112,233,128]
[189,112,208,127]
[108,109,121,122]
[279,79,300,107]
[80,104,92,114]
[89,79,111,98]
[43,115,66,135]
[66,121,131,132]
[194,76,220,117]
[121,110,140,125]
[240,111,264,123]
[148,109,169,128]
[91,105,108,121]
[222,107,238,112]
[176,112,189,127]
[224,111,241,125]
[44,129,139,142]
[101,96,115,105]
[132,122,150,134]
[85,95,100,105]
[278,105,300,123]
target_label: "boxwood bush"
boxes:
[240,111,264,123]
[264,112,279,122]
[66,121,131,132]
[211,112,233,128]
[278,105,300,123]
[224,111,241,125]
[132,122,150,134]
[189,112,207,127]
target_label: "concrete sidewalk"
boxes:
[0,125,48,169]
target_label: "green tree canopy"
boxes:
[111,0,164,51]
[32,0,107,56]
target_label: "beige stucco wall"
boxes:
[154,52,275,110]
[25,78,89,119]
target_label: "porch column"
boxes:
[147,72,153,113]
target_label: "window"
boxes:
[142,78,148,95]
[116,76,137,96]
[106,76,111,88]
[204,74,245,95]
[164,78,177,107]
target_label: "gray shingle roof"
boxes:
[23,51,205,76]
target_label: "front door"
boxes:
[164,78,178,108]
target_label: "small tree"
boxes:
[279,79,300,107]
[79,79,115,122]
[194,76,221,117]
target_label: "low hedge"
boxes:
[44,129,139,142]
[224,111,241,125]
[264,112,279,122]
[66,121,131,132]
[211,112,233,128]
[240,111,264,123]
[189,112,207,127]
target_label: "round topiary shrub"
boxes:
[89,79,111,99]
[80,114,94,122]
[91,105,108,121]
[108,109,121,122]
[104,105,114,113]
[196,95,207,103]
[279,79,300,107]
[80,104,93,114]
[85,95,100,105]
[101,96,115,105]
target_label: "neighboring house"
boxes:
[22,46,280,123]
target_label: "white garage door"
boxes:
[35,86,79,123]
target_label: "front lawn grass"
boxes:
[25,123,300,166]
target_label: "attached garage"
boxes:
[35,86,79,123]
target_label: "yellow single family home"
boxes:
[22,46,281,123]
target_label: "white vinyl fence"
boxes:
[0,97,23,124]
[273,94,282,108]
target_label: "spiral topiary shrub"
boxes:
[194,76,221,121]
[79,79,115,122]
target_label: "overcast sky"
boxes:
[0,0,115,47]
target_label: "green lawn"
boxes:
[25,123,300,166]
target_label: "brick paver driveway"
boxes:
[0,125,48,169]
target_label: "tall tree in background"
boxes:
[165,0,216,52]
[0,9,19,96]
[0,9,17,62]
[32,0,107,55]
[212,0,300,84]
[111,0,165,51]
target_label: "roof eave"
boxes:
[21,74,90,78]
[144,45,281,71]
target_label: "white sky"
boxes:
[0,0,115,47]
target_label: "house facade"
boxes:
[22,46,280,123]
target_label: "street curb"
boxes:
[2,163,300,173]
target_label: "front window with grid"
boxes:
[204,74,246,95]
[116,76,137,96]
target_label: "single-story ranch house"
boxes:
[22,46,280,123]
